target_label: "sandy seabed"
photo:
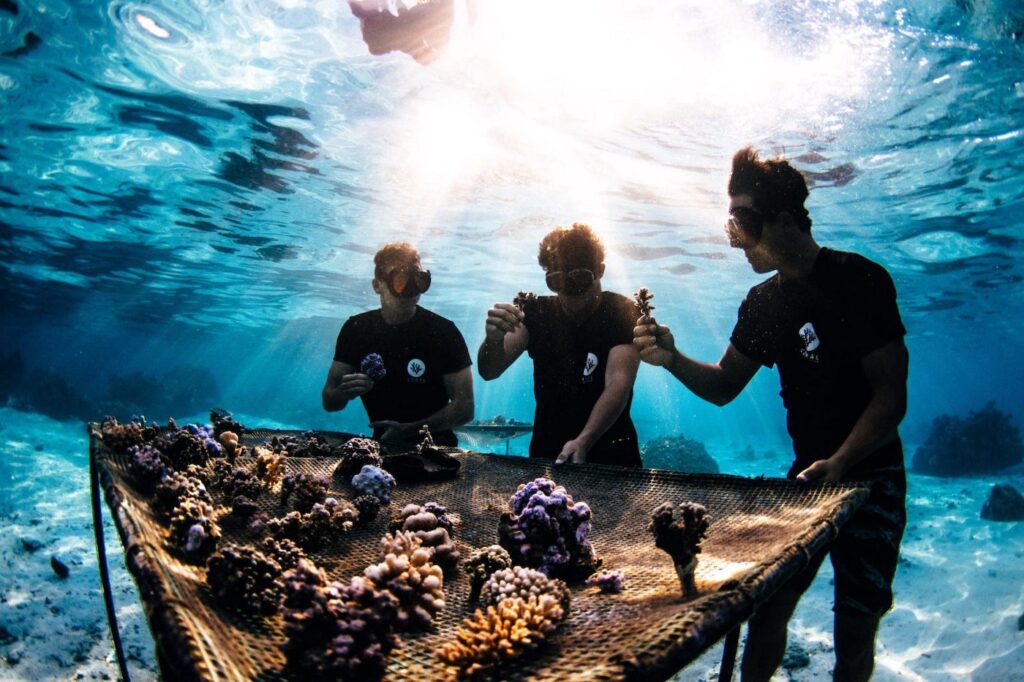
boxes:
[0,407,1021,681]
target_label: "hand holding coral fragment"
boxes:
[634,316,678,368]
[339,372,375,399]
[484,303,524,341]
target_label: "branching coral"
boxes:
[389,502,459,572]
[512,291,537,312]
[127,444,167,491]
[498,477,599,580]
[351,465,396,505]
[465,545,513,601]
[254,447,285,487]
[210,409,245,439]
[100,416,158,453]
[436,595,564,679]
[585,569,625,594]
[649,501,709,598]
[634,287,655,317]
[157,424,220,469]
[261,536,307,571]
[154,471,212,518]
[333,437,383,480]
[360,353,387,382]
[272,433,336,459]
[206,544,283,616]
[217,431,246,463]
[261,498,359,550]
[479,566,570,613]
[363,539,445,630]
[169,497,220,561]
[281,560,399,681]
[281,472,331,513]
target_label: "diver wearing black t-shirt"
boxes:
[478,223,641,467]
[635,148,908,682]
[322,242,473,448]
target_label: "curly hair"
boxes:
[373,242,421,279]
[728,147,812,233]
[537,223,605,272]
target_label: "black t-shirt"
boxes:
[522,291,641,467]
[730,248,907,480]
[333,307,471,446]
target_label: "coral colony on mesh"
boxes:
[96,410,727,679]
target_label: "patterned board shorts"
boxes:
[787,463,907,616]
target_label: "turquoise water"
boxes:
[2,0,1023,453]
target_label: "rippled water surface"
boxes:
[2,0,1022,443]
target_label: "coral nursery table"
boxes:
[90,427,866,682]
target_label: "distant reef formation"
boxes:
[980,484,1024,522]
[641,435,720,474]
[911,402,1023,476]
[0,351,219,423]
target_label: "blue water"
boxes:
[2,0,1023,454]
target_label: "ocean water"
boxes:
[1,0,1023,679]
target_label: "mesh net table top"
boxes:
[91,427,867,682]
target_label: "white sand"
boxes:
[0,407,1021,681]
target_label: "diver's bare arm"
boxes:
[665,343,759,407]
[477,304,528,380]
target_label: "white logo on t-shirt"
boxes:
[799,322,820,351]
[582,352,599,377]
[407,358,426,378]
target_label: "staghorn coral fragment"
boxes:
[634,287,656,317]
[649,501,709,598]
[253,447,285,487]
[364,540,445,630]
[480,566,570,613]
[169,497,220,561]
[351,465,396,505]
[498,477,599,580]
[332,437,383,480]
[360,352,387,382]
[390,502,459,572]
[282,561,399,681]
[206,544,284,616]
[585,569,626,594]
[465,545,513,601]
[436,595,564,679]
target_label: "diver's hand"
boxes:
[796,457,845,483]
[339,372,374,399]
[484,303,524,342]
[633,315,677,367]
[554,437,588,465]
[369,420,417,443]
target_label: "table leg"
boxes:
[719,625,741,681]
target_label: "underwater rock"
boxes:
[781,640,811,670]
[50,556,69,579]
[19,537,43,553]
[332,437,383,480]
[640,435,720,474]
[436,595,564,678]
[980,484,1024,521]
[912,402,1023,476]
[497,477,599,581]
[649,501,710,598]
[0,624,15,646]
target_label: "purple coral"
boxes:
[351,465,396,505]
[262,498,359,551]
[127,444,167,491]
[333,437,383,479]
[585,569,625,594]
[206,544,284,616]
[649,501,709,598]
[353,495,382,526]
[261,536,307,571]
[282,560,399,681]
[156,424,218,469]
[498,478,599,581]
[210,409,246,439]
[360,353,387,382]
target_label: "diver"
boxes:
[478,223,642,467]
[634,147,908,682]
[322,242,474,448]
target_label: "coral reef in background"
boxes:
[585,569,625,594]
[351,465,396,504]
[479,566,570,613]
[649,501,709,598]
[498,478,599,581]
[465,545,513,601]
[206,544,284,615]
[389,502,459,572]
[360,353,387,382]
[912,402,1023,476]
[103,364,220,423]
[436,595,565,679]
[980,484,1024,521]
[281,560,399,681]
[332,437,383,479]
[640,435,720,474]
[364,532,446,629]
